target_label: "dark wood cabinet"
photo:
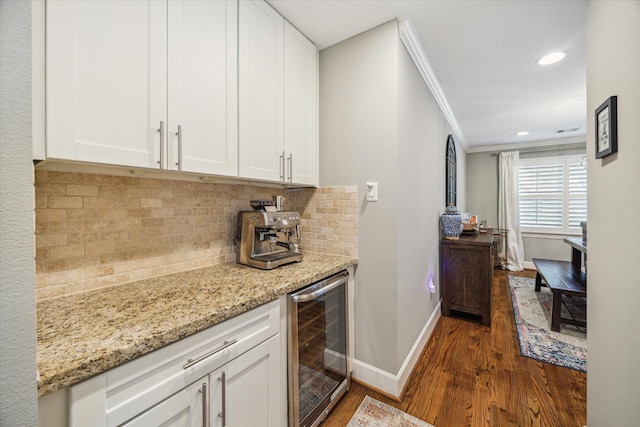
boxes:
[440,233,493,326]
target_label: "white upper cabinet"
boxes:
[46,0,167,168]
[284,22,319,186]
[167,0,238,175]
[238,0,285,182]
[45,0,316,184]
[239,0,318,186]
[46,0,238,175]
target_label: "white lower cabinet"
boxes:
[122,377,206,427]
[123,336,280,427]
[67,300,285,427]
[210,336,281,427]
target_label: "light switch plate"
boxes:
[366,182,378,202]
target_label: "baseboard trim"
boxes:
[351,302,441,399]
[523,261,536,270]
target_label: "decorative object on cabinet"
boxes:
[440,205,463,240]
[445,135,457,206]
[508,275,586,372]
[440,233,494,326]
[595,96,617,159]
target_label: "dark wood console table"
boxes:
[532,236,587,332]
[440,233,494,326]
[564,236,587,273]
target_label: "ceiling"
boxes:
[267,0,586,152]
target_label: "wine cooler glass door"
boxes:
[288,271,349,427]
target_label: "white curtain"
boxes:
[498,152,524,271]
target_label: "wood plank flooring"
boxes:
[323,269,587,427]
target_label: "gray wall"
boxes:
[396,40,463,365]
[586,2,640,424]
[0,1,38,425]
[320,20,400,373]
[320,20,462,374]
[466,147,585,263]
[465,152,498,227]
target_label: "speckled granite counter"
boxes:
[37,252,357,397]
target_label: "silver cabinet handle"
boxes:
[218,371,226,427]
[287,153,293,183]
[279,151,286,181]
[200,382,209,427]
[176,124,183,170]
[183,339,237,369]
[158,121,165,169]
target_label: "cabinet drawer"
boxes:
[104,300,279,427]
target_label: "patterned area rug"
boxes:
[508,275,587,372]
[347,396,435,427]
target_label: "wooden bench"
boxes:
[531,258,587,332]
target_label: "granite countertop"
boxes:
[37,252,358,397]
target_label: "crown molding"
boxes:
[398,17,468,152]
[466,135,587,154]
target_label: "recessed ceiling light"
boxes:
[516,131,530,136]
[536,51,567,65]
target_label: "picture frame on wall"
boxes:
[595,96,617,159]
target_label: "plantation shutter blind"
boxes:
[518,155,587,234]
[568,160,587,229]
[519,162,564,230]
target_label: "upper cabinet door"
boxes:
[167,0,238,176]
[46,0,167,168]
[284,22,318,186]
[238,0,285,182]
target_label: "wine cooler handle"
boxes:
[291,272,348,303]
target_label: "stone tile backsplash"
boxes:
[286,186,358,257]
[34,170,358,300]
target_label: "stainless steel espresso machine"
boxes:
[235,200,303,269]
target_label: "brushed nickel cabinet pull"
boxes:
[218,371,227,426]
[287,153,293,183]
[182,339,237,369]
[158,121,165,169]
[176,124,183,170]
[200,382,209,427]
[280,150,286,181]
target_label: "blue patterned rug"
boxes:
[508,275,587,372]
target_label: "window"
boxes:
[518,155,587,234]
[446,135,457,207]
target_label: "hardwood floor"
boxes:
[323,269,587,427]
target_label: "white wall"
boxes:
[586,2,640,425]
[0,0,38,425]
[320,19,459,388]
